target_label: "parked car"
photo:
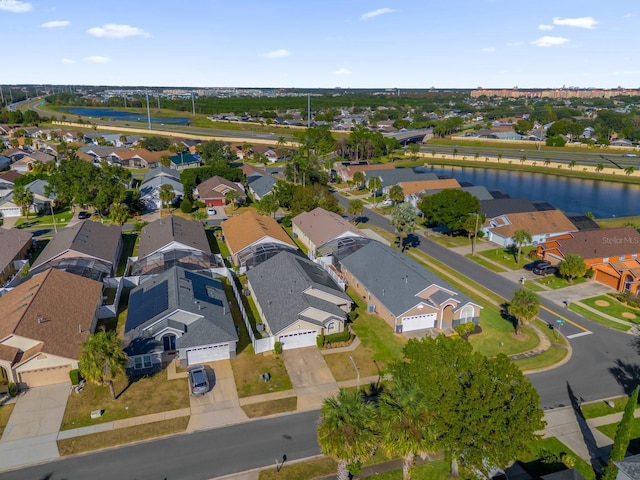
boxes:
[206,207,217,216]
[623,153,638,158]
[381,198,393,206]
[524,260,550,271]
[78,211,91,219]
[533,264,558,276]
[187,365,209,395]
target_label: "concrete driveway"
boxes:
[187,360,247,432]
[0,383,70,471]
[282,347,339,410]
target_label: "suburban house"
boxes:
[0,155,10,171]
[292,207,363,258]
[367,168,439,194]
[0,229,32,285]
[334,163,396,183]
[139,173,184,210]
[195,175,247,207]
[0,179,54,218]
[9,151,56,173]
[30,220,123,280]
[240,164,266,183]
[339,241,481,334]
[133,216,216,275]
[143,165,181,184]
[536,227,640,294]
[245,251,352,349]
[0,268,103,388]
[169,152,200,170]
[482,210,577,248]
[0,170,21,199]
[247,174,278,201]
[123,266,238,371]
[480,197,538,218]
[221,210,297,269]
[109,149,168,169]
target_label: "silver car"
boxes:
[187,365,209,395]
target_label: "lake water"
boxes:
[425,165,640,219]
[60,107,190,125]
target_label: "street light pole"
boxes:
[349,355,360,390]
[472,213,479,256]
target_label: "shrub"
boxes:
[280,215,292,228]
[180,196,193,214]
[273,341,283,355]
[584,269,594,279]
[69,369,80,386]
[133,221,148,232]
[7,382,18,397]
[194,200,205,209]
[324,331,353,345]
[316,334,325,349]
[347,311,359,323]
[455,322,477,339]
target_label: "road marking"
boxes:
[566,332,593,339]
[540,305,591,333]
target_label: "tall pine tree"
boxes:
[603,386,639,480]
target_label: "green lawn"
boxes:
[581,396,634,419]
[517,437,596,480]
[513,345,569,371]
[569,304,631,332]
[116,233,137,276]
[468,306,539,357]
[15,207,73,229]
[425,232,472,248]
[478,246,537,271]
[581,295,640,324]
[465,253,508,272]
[536,275,587,290]
[598,417,640,455]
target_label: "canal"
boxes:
[425,165,640,219]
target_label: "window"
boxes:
[460,306,475,323]
[134,355,152,370]
[163,335,176,351]
[327,322,335,331]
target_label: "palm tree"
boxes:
[318,388,378,480]
[569,160,576,170]
[225,189,240,209]
[109,203,129,226]
[352,171,365,190]
[544,158,551,167]
[347,199,364,224]
[595,163,604,173]
[452,147,458,159]
[520,154,527,164]
[79,330,128,400]
[368,176,382,206]
[512,229,532,264]
[388,185,405,205]
[379,384,436,480]
[625,166,635,176]
[13,186,34,220]
[497,153,502,163]
[158,183,175,212]
[509,288,540,335]
[276,136,287,149]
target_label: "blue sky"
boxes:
[2,0,638,89]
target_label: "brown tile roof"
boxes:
[116,149,170,162]
[0,170,22,183]
[240,164,266,177]
[491,210,577,238]
[137,216,211,259]
[337,164,392,179]
[76,151,95,162]
[0,228,32,274]
[545,227,640,260]
[398,178,460,196]
[31,220,122,273]
[196,176,246,200]
[292,207,362,248]
[0,344,20,363]
[221,211,296,256]
[0,269,103,360]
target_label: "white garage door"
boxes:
[279,330,317,350]
[402,313,437,332]
[19,365,72,387]
[0,207,21,218]
[186,344,230,364]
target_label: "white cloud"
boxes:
[531,36,569,47]
[41,20,70,28]
[88,24,150,39]
[263,49,290,59]
[61,58,75,64]
[552,16,598,29]
[83,56,111,64]
[0,0,32,13]
[623,13,636,18]
[361,8,396,20]
[538,24,553,30]
[482,47,495,54]
[332,68,351,76]
[507,41,524,46]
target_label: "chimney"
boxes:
[78,324,82,333]
[37,315,43,324]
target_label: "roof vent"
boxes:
[37,315,44,324]
[78,324,82,333]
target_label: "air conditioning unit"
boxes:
[243,289,251,296]
[367,303,376,313]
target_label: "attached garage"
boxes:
[18,365,72,387]
[186,344,231,364]
[402,313,437,332]
[279,330,317,350]
[0,207,21,218]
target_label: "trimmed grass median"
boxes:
[581,295,640,324]
[241,397,297,418]
[569,303,631,332]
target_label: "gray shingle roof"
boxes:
[480,197,537,218]
[246,251,351,335]
[139,176,184,198]
[143,166,180,183]
[339,241,475,317]
[0,228,32,276]
[249,175,278,198]
[124,266,238,350]
[293,207,362,250]
[615,454,640,479]
[137,216,211,260]
[369,168,438,188]
[31,220,122,273]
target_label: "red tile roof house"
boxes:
[482,210,578,248]
[0,229,32,285]
[292,207,364,258]
[0,269,103,389]
[195,175,247,207]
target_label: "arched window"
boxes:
[460,306,475,323]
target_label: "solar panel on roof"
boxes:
[125,281,169,331]
[184,270,223,306]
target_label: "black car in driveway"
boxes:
[533,264,558,276]
[525,259,550,271]
[78,211,92,219]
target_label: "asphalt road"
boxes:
[0,410,321,480]
[334,195,640,409]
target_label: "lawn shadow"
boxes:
[500,302,518,333]
[609,358,640,396]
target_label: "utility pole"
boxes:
[157,93,160,110]
[145,90,152,130]
[307,94,311,128]
[9,87,13,103]
[123,95,127,108]
[472,213,479,256]
[0,85,4,106]
[191,92,196,116]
